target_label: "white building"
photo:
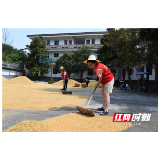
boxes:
[27,31,108,79]
[27,31,158,81]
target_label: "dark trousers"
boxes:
[86,81,89,87]
[63,79,68,90]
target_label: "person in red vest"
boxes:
[60,66,69,91]
[84,55,114,115]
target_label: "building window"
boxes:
[54,53,59,59]
[86,40,90,44]
[64,40,67,45]
[69,40,72,45]
[92,39,95,44]
[47,41,50,45]
[55,40,59,45]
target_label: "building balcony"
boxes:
[46,44,102,50]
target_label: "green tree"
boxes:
[2,43,15,56]
[97,28,120,68]
[2,44,28,65]
[25,36,49,78]
[54,52,75,77]
[54,45,91,80]
[138,28,158,84]
[73,45,91,79]
[39,63,50,77]
[117,28,141,87]
[97,28,141,88]
[16,49,28,65]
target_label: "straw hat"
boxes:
[60,66,64,70]
[83,55,101,64]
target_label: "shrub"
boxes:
[48,80,54,84]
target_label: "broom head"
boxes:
[76,106,96,116]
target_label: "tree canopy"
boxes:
[54,52,75,76]
[2,43,27,65]
[54,45,91,79]
[25,36,49,78]
[96,28,158,87]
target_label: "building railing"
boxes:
[46,44,102,49]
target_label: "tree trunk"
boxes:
[127,68,133,89]
[34,72,38,81]
[146,65,150,91]
[146,40,150,91]
[80,72,83,83]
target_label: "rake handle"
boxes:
[85,86,97,109]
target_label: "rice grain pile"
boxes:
[3,76,35,85]
[2,76,8,82]
[53,79,81,87]
[5,112,134,132]
[88,80,102,88]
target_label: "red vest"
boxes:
[94,62,113,85]
[61,70,69,80]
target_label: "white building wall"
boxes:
[95,39,100,44]
[72,39,74,45]
[59,40,64,45]
[142,66,155,80]
[114,66,156,81]
[49,53,54,59]
[43,66,61,77]
[59,53,63,57]
[66,40,69,45]
[50,40,54,45]
[150,68,156,80]
[114,67,119,80]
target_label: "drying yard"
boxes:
[2,76,134,132]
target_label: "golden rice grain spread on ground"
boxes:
[2,76,8,82]
[2,76,89,110]
[5,112,134,132]
[2,76,132,132]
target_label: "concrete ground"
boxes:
[2,87,158,132]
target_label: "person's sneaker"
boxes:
[61,89,65,90]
